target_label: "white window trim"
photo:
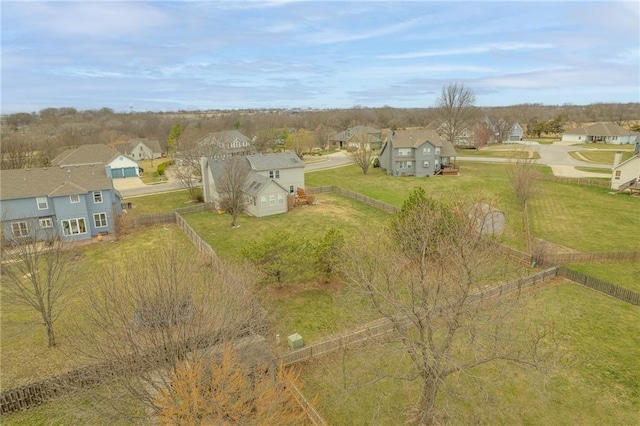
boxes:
[39,217,53,228]
[36,196,48,210]
[93,191,103,204]
[11,221,29,237]
[93,212,108,228]
[61,217,87,236]
[70,194,80,204]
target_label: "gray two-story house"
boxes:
[201,152,305,217]
[378,129,457,177]
[0,165,123,242]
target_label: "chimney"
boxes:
[613,151,623,168]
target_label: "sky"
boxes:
[1,1,639,114]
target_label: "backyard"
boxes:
[3,161,639,424]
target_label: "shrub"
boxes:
[157,160,173,176]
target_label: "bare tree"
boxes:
[216,156,251,228]
[346,130,377,175]
[435,82,479,147]
[507,155,542,254]
[341,189,554,424]
[74,247,268,422]
[1,223,79,347]
[285,128,313,158]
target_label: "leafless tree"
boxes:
[341,189,555,424]
[473,124,491,150]
[216,156,251,227]
[285,128,313,158]
[435,82,479,147]
[507,155,542,253]
[346,130,377,175]
[1,223,79,347]
[73,247,268,423]
[493,118,513,143]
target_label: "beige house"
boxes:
[611,149,640,191]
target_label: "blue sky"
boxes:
[1,1,639,113]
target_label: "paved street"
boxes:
[114,143,615,197]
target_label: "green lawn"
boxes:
[0,225,195,389]
[455,147,540,159]
[574,143,636,150]
[568,263,640,293]
[302,281,640,425]
[571,150,634,165]
[123,189,197,214]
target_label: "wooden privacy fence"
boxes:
[558,266,640,306]
[121,203,214,229]
[278,268,559,367]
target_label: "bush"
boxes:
[157,160,174,176]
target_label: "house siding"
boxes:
[611,156,640,190]
[247,181,288,217]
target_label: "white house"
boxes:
[116,138,163,160]
[562,122,639,144]
[200,152,305,217]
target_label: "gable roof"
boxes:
[387,129,457,158]
[329,126,382,142]
[613,152,640,171]
[245,152,305,171]
[0,165,114,200]
[197,130,251,147]
[204,157,288,197]
[565,122,637,137]
[51,144,124,166]
[126,138,162,153]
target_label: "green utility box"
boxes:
[287,333,304,349]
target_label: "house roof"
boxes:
[126,138,163,153]
[204,157,287,197]
[0,165,114,200]
[613,152,640,171]
[197,130,251,147]
[245,152,305,171]
[51,144,125,166]
[329,126,382,142]
[389,129,457,157]
[564,122,637,137]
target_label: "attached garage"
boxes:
[111,167,138,179]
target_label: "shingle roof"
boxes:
[204,158,286,197]
[197,130,251,146]
[329,126,382,142]
[0,165,114,200]
[128,138,162,153]
[564,122,637,137]
[388,129,457,157]
[51,144,123,166]
[245,152,304,171]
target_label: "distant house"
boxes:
[52,144,140,178]
[435,121,475,146]
[114,138,163,160]
[507,122,524,142]
[0,165,123,242]
[562,122,639,144]
[474,117,523,143]
[611,144,640,191]
[200,152,305,218]
[175,130,254,166]
[378,129,457,177]
[328,126,383,150]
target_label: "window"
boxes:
[269,170,280,179]
[398,148,412,156]
[36,196,48,210]
[423,147,431,155]
[61,218,87,236]
[39,217,53,228]
[290,185,294,194]
[11,221,28,237]
[277,194,285,205]
[435,147,441,155]
[93,191,103,203]
[70,194,80,203]
[269,195,276,206]
[615,170,621,180]
[407,161,412,169]
[94,213,108,228]
[423,161,430,168]
[260,196,267,207]
[435,159,440,168]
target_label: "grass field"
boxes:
[0,225,195,389]
[302,280,640,425]
[123,189,195,214]
[568,263,640,293]
[455,147,540,159]
[571,150,634,165]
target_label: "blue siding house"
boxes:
[0,165,123,242]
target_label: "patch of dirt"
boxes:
[267,279,343,299]
[533,238,581,255]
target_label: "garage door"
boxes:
[112,167,137,178]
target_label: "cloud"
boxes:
[380,42,555,60]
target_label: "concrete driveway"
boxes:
[457,141,612,179]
